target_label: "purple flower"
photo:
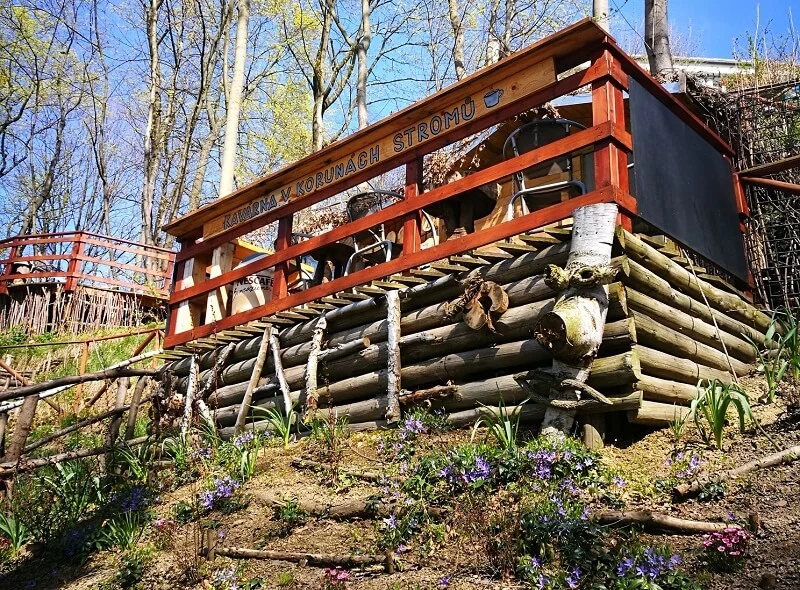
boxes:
[403,416,425,434]
[438,576,451,588]
[233,431,254,449]
[566,567,581,589]
[383,513,398,529]
[612,475,626,488]
[120,487,147,512]
[617,557,634,576]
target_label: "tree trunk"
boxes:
[644,0,673,77]
[536,203,618,436]
[3,395,38,464]
[356,0,372,129]
[448,0,466,80]
[141,0,163,246]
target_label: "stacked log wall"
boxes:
[161,227,773,435]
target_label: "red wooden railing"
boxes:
[161,19,738,349]
[0,232,176,298]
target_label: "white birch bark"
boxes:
[536,203,618,436]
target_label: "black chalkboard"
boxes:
[629,78,748,281]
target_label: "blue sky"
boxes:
[612,0,799,58]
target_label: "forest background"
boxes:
[0,0,796,250]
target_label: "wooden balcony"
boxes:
[0,231,175,299]
[162,18,747,350]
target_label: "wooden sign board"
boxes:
[201,58,556,239]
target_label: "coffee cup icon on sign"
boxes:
[484,88,504,108]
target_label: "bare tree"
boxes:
[644,0,674,76]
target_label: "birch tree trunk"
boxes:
[207,0,250,322]
[535,203,618,436]
[644,0,674,77]
[448,0,466,80]
[356,0,372,130]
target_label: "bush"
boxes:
[702,527,750,572]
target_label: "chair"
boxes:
[344,190,438,275]
[503,119,590,218]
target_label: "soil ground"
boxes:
[3,376,800,590]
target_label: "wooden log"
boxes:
[106,377,128,446]
[235,325,271,432]
[635,345,732,385]
[168,245,571,379]
[290,458,386,482]
[630,311,752,377]
[635,374,698,405]
[0,412,6,457]
[619,257,770,349]
[25,399,149,454]
[0,435,149,475]
[124,377,149,440]
[2,395,38,463]
[592,510,729,534]
[624,287,755,362]
[616,228,771,332]
[270,330,292,416]
[447,403,545,428]
[180,356,198,440]
[0,354,160,403]
[304,316,326,412]
[627,400,690,426]
[385,290,401,422]
[535,204,618,436]
[211,546,393,571]
[252,491,446,521]
[675,445,800,498]
[582,414,605,449]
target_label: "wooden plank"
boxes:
[410,268,445,279]
[738,153,800,177]
[430,261,469,273]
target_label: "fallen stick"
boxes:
[674,445,800,498]
[0,435,149,475]
[592,510,729,534]
[290,458,389,483]
[0,364,159,402]
[23,395,152,455]
[209,546,394,572]
[252,491,446,520]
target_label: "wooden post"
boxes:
[385,290,401,422]
[64,232,86,293]
[75,340,90,413]
[402,158,423,255]
[0,412,7,457]
[106,377,128,447]
[205,243,235,322]
[172,240,209,334]
[304,317,326,413]
[0,239,16,296]
[235,325,272,432]
[3,395,38,464]
[591,50,631,232]
[273,216,293,300]
[125,376,149,440]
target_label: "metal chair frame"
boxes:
[344,190,438,275]
[503,118,589,218]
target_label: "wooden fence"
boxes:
[0,231,175,298]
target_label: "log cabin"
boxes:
[153,19,772,443]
